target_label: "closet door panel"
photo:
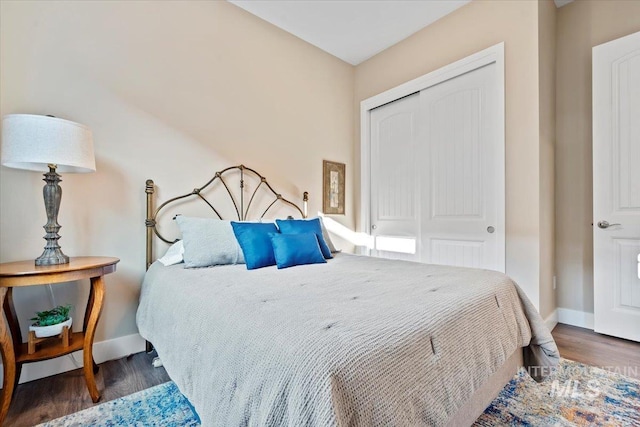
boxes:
[369,93,421,260]
[420,63,504,271]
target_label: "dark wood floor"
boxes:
[5,324,640,426]
[5,352,170,427]
[550,323,640,379]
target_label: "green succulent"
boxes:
[30,304,71,327]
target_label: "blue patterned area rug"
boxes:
[37,382,200,427]
[38,359,639,427]
[474,359,639,426]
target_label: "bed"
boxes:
[136,165,559,426]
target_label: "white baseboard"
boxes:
[557,308,594,330]
[544,309,558,332]
[1,333,146,385]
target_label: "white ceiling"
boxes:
[229,0,471,65]
[229,0,574,66]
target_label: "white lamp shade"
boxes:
[1,114,95,173]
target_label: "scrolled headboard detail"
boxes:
[145,164,308,269]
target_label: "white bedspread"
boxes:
[136,253,558,426]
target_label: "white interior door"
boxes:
[370,93,421,261]
[420,63,504,272]
[368,61,504,272]
[593,30,640,342]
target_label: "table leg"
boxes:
[83,280,95,331]
[3,288,22,395]
[83,275,105,403]
[3,289,21,360]
[0,287,16,426]
[82,283,100,375]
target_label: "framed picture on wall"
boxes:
[323,160,345,215]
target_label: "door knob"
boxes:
[371,224,377,230]
[487,226,495,233]
[597,220,621,229]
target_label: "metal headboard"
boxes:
[145,164,308,269]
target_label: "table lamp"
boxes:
[1,114,95,265]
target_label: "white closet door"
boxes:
[420,63,504,271]
[369,93,421,261]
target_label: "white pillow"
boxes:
[157,241,184,266]
[175,216,245,268]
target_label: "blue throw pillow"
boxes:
[275,218,333,259]
[231,222,279,270]
[270,233,327,269]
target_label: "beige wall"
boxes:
[538,0,556,319]
[0,1,354,350]
[555,0,640,313]
[355,0,545,310]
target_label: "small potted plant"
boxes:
[29,304,72,338]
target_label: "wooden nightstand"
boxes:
[0,256,119,425]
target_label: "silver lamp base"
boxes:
[35,165,70,266]
[36,248,69,266]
